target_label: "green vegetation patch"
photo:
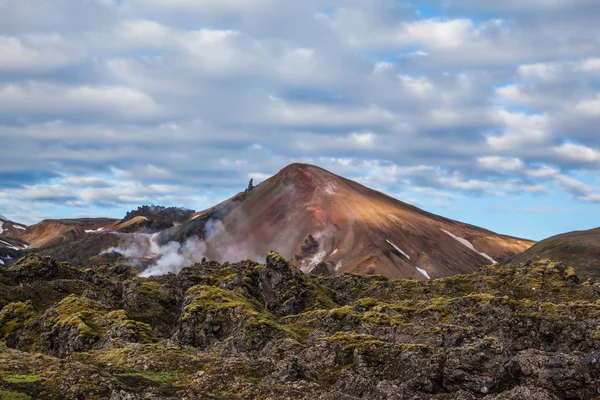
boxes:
[0,390,31,400]
[1,373,41,383]
[116,371,183,384]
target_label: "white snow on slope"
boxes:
[416,267,431,280]
[0,221,3,234]
[15,225,26,230]
[0,259,4,265]
[0,239,20,250]
[331,249,338,255]
[441,229,497,264]
[386,239,410,260]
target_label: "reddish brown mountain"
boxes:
[18,218,119,249]
[14,164,535,279]
[0,214,28,237]
[202,163,534,279]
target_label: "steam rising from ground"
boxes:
[103,218,264,277]
[139,236,207,277]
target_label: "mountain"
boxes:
[197,163,534,279]
[0,214,28,237]
[0,214,29,266]
[17,218,120,249]
[0,253,597,398]
[10,164,534,278]
[508,227,600,279]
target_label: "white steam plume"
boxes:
[139,236,207,277]
[103,218,264,277]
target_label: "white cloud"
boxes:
[554,143,600,164]
[478,156,525,172]
[0,82,162,120]
[0,0,600,226]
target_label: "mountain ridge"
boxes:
[5,163,535,278]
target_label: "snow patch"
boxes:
[441,229,497,264]
[416,267,431,280]
[0,259,4,265]
[386,239,410,260]
[85,227,105,234]
[0,239,20,250]
[14,225,26,230]
[0,221,3,234]
[331,248,338,255]
[335,260,343,271]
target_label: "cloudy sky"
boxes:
[1,0,600,240]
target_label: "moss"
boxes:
[1,373,41,383]
[0,390,31,400]
[356,298,379,309]
[50,295,107,339]
[0,302,35,341]
[134,280,162,295]
[483,337,499,344]
[539,302,558,312]
[394,343,432,353]
[329,332,386,352]
[183,285,262,316]
[425,326,443,335]
[565,266,577,278]
[102,310,156,344]
[328,306,354,320]
[361,311,404,326]
[116,371,182,384]
[390,300,419,313]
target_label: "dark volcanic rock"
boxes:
[1,256,600,399]
[258,251,336,316]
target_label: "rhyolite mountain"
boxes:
[9,163,534,279]
[0,214,27,238]
[509,227,600,280]
[196,163,534,279]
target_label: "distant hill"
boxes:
[508,227,600,279]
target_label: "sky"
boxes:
[0,0,600,241]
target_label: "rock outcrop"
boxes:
[1,254,600,399]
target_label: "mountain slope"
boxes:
[201,163,534,279]
[0,214,29,266]
[18,218,119,249]
[0,214,28,237]
[509,227,600,279]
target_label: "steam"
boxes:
[103,218,264,277]
[300,228,337,273]
[139,236,207,277]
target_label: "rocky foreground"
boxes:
[1,254,600,399]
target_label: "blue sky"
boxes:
[0,0,600,241]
